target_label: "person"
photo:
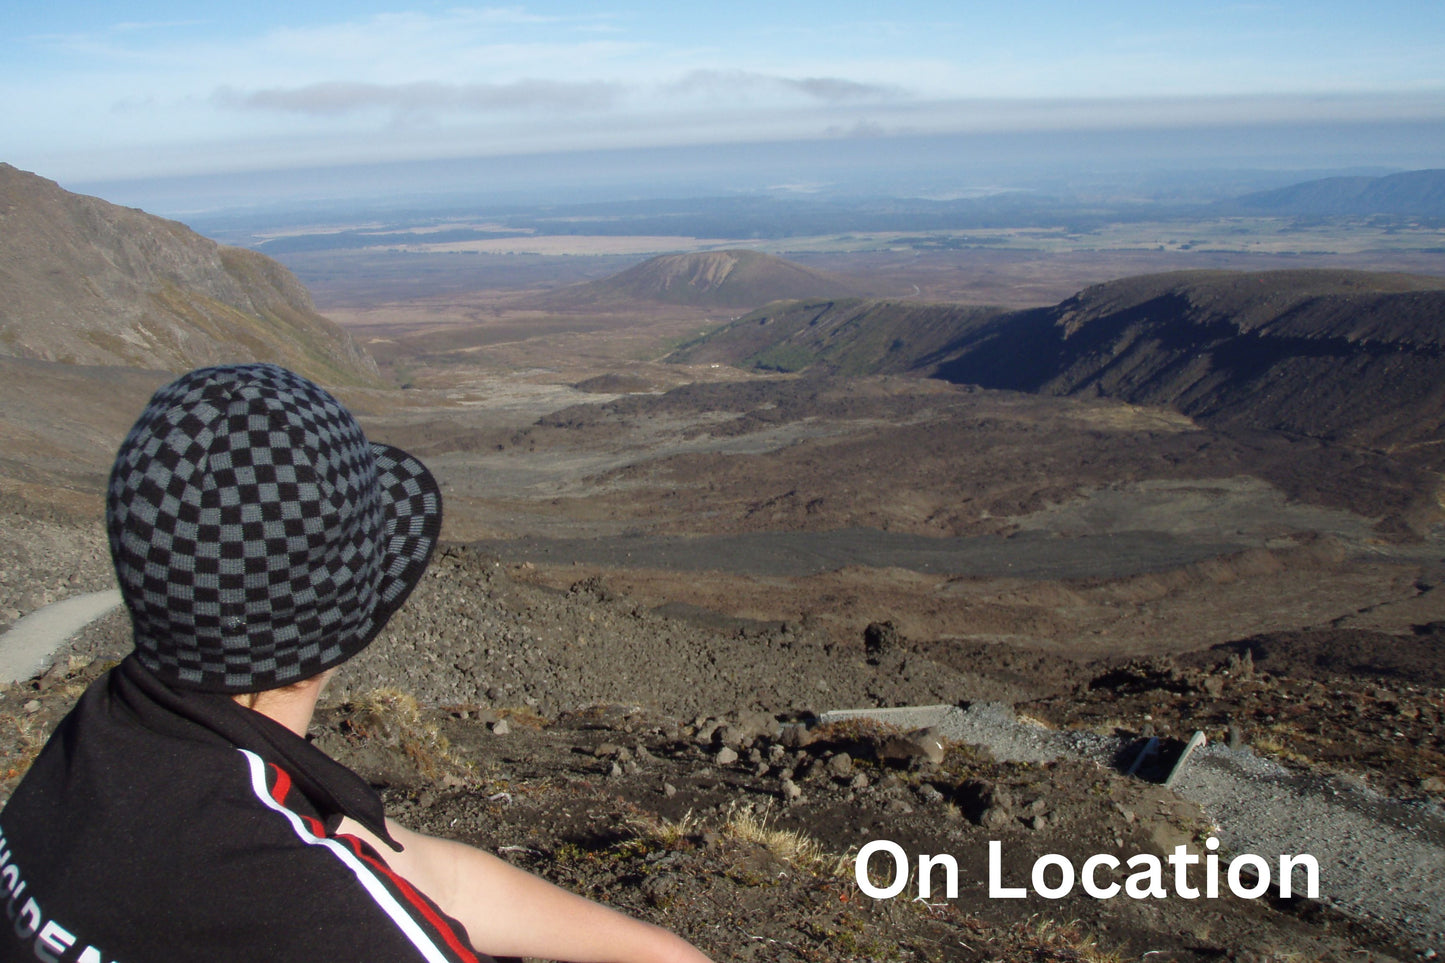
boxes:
[0,363,713,963]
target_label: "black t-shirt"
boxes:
[0,657,490,963]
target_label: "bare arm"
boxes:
[338,817,714,963]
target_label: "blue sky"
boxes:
[4,1,1443,187]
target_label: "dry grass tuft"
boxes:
[1009,915,1129,962]
[352,688,474,781]
[721,802,851,877]
[0,709,52,797]
[1249,730,1315,768]
[631,803,851,878]
[630,809,704,848]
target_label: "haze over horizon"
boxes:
[5,1,1444,214]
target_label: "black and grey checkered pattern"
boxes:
[106,364,442,693]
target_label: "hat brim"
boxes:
[365,442,444,637]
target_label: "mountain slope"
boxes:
[1229,169,1445,217]
[0,164,380,385]
[668,298,1003,374]
[933,270,1445,449]
[552,249,871,309]
[679,270,1445,451]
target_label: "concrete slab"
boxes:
[1164,730,1209,789]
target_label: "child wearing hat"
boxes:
[0,364,712,963]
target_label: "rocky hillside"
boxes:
[680,270,1445,450]
[553,249,871,309]
[669,298,1003,373]
[12,542,1440,960]
[0,164,380,386]
[936,270,1445,449]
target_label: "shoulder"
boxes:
[2,684,482,962]
[227,750,486,963]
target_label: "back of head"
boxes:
[107,363,441,694]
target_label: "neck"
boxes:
[232,672,329,737]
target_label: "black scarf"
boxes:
[110,654,401,851]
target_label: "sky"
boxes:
[4,1,1444,202]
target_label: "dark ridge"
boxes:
[677,269,1445,452]
[932,270,1445,449]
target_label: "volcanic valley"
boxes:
[2,163,1445,961]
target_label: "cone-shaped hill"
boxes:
[548,249,872,310]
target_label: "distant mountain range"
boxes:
[216,168,1445,259]
[0,164,379,385]
[7,158,1444,458]
[1227,169,1445,218]
[545,249,872,309]
[672,269,1445,450]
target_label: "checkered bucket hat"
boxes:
[106,363,442,693]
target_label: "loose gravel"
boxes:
[825,701,1445,953]
[12,530,1445,954]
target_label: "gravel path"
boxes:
[821,702,1445,953]
[1177,744,1445,951]
[0,589,121,684]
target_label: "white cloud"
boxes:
[214,79,622,118]
[664,70,906,104]
[8,4,1445,183]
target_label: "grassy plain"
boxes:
[278,214,1445,318]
